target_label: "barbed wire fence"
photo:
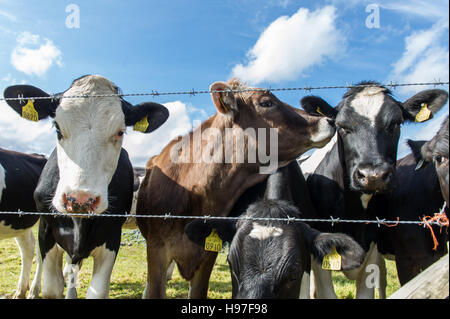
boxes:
[1,80,449,101]
[0,203,447,227]
[1,80,449,242]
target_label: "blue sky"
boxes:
[0,0,448,166]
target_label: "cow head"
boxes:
[408,116,449,208]
[209,80,336,170]
[3,75,169,215]
[185,200,365,299]
[301,82,448,194]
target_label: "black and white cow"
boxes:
[409,115,449,209]
[3,75,169,298]
[185,161,365,299]
[300,82,448,298]
[0,148,46,298]
[378,115,449,285]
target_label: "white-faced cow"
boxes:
[136,79,336,298]
[185,161,365,299]
[0,148,46,298]
[378,115,449,285]
[3,75,169,299]
[300,82,448,298]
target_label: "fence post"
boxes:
[389,254,449,299]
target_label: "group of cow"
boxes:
[0,75,448,299]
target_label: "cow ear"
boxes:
[402,89,448,123]
[184,220,237,247]
[210,81,238,116]
[297,223,365,271]
[122,101,169,133]
[407,139,432,170]
[300,96,338,119]
[3,85,59,121]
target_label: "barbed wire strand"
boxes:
[0,210,447,228]
[1,81,448,101]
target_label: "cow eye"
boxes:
[115,129,126,139]
[54,122,63,140]
[434,155,447,165]
[339,127,352,136]
[259,99,274,108]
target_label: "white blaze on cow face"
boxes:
[0,164,5,203]
[349,87,386,125]
[51,75,126,215]
[248,222,283,240]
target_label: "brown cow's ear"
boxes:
[402,89,448,123]
[210,81,238,116]
[300,96,338,119]
[3,85,59,121]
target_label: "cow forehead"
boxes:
[56,76,125,130]
[346,87,388,123]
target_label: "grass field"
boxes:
[0,226,400,299]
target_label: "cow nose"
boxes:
[354,165,394,192]
[62,191,101,214]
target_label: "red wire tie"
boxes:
[421,212,449,251]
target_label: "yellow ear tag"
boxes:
[415,103,431,123]
[219,96,229,113]
[316,107,326,117]
[322,246,342,271]
[134,116,149,132]
[204,229,223,252]
[21,99,39,122]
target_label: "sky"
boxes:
[0,0,448,167]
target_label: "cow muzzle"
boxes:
[353,164,394,193]
[62,191,102,216]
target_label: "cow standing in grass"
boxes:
[300,83,448,298]
[0,149,46,298]
[136,79,336,298]
[3,75,169,298]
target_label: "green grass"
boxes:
[0,226,399,299]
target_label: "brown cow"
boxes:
[136,79,336,298]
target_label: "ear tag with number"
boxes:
[21,99,39,122]
[134,116,149,132]
[204,229,223,252]
[322,246,342,271]
[415,103,431,123]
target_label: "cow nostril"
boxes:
[356,170,366,180]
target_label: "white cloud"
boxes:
[389,21,449,95]
[231,6,346,84]
[379,0,449,21]
[11,32,63,77]
[0,9,16,22]
[0,100,55,156]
